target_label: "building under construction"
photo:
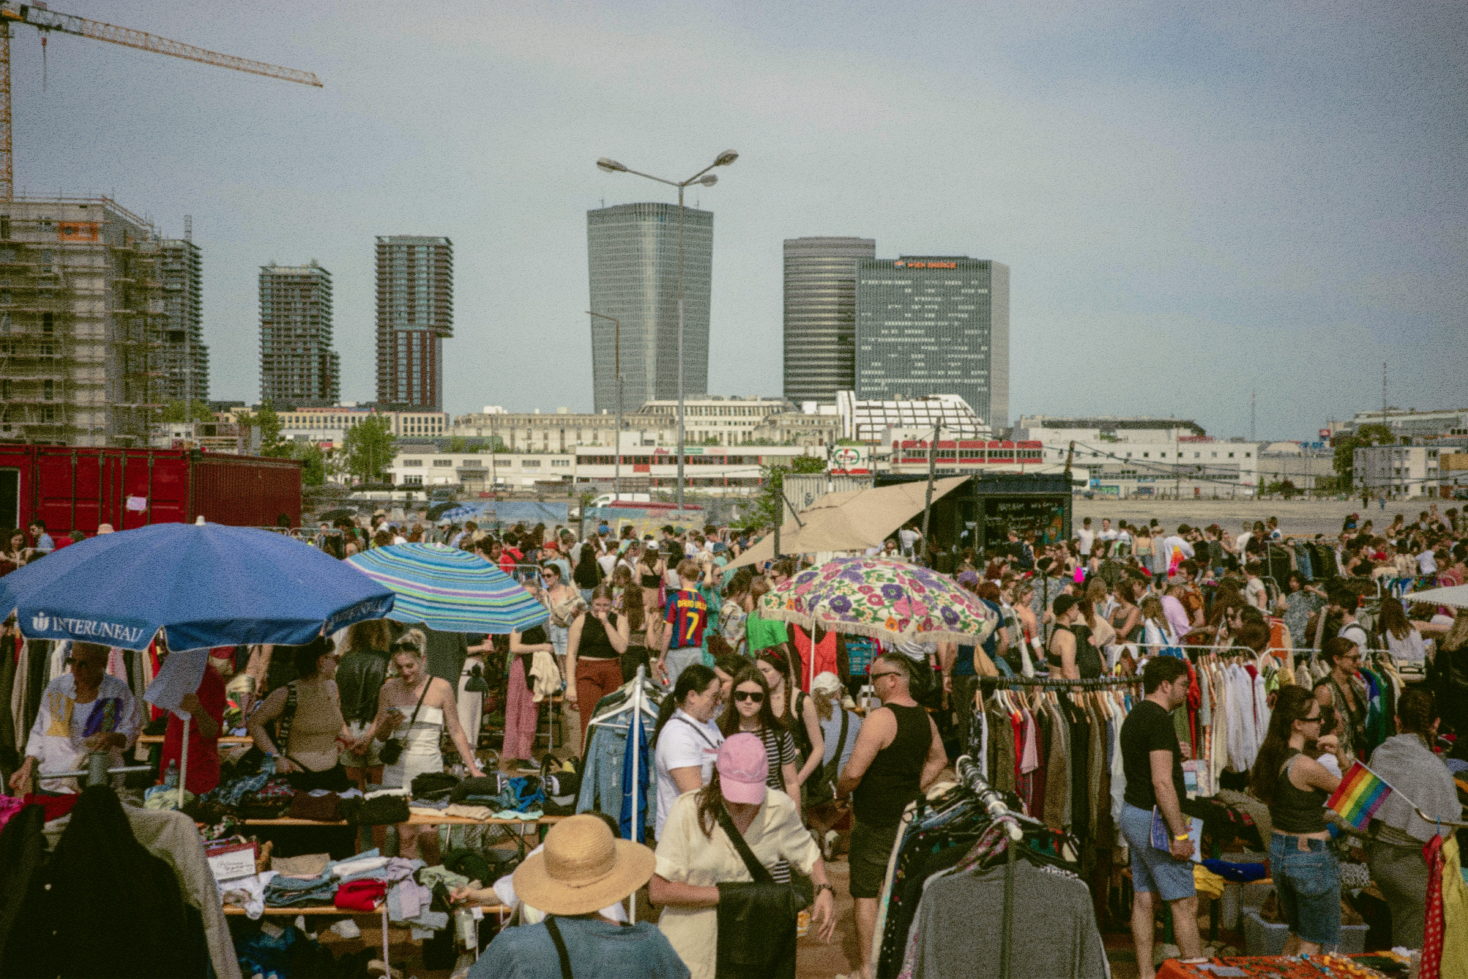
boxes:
[0,196,205,446]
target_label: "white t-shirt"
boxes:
[654,709,723,836]
[1098,528,1118,542]
[1244,577,1268,610]
[1417,551,1438,574]
[1076,528,1095,556]
[898,528,920,556]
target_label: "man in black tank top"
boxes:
[837,653,946,979]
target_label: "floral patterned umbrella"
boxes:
[758,556,998,645]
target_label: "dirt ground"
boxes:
[1073,496,1450,540]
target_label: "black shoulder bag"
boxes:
[803,708,848,810]
[379,678,431,766]
[713,806,810,979]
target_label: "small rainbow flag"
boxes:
[1326,761,1393,832]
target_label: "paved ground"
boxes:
[1074,496,1450,539]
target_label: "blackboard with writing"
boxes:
[983,496,1068,547]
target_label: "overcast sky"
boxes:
[15,1,1466,440]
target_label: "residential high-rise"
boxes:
[855,256,1010,430]
[159,234,208,406]
[375,235,453,411]
[0,197,168,446]
[587,203,713,413]
[783,236,875,404]
[259,262,338,406]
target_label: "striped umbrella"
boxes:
[346,542,549,634]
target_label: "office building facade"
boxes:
[855,256,1009,430]
[376,235,453,411]
[259,262,338,406]
[783,236,875,404]
[587,203,713,414]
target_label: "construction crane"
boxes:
[0,2,322,199]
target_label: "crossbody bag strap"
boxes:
[715,805,775,884]
[826,709,850,784]
[543,916,574,979]
[276,681,299,753]
[672,715,719,751]
[404,675,432,729]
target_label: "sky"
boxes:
[13,1,1467,441]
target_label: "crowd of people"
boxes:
[2,500,1465,978]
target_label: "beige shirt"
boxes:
[655,788,821,979]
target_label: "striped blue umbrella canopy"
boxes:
[346,542,549,634]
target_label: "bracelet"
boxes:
[1173,833,1190,841]
[814,883,834,896]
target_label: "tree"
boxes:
[342,415,395,485]
[753,454,827,528]
[1332,423,1396,488]
[291,442,327,487]
[447,435,481,454]
[1265,478,1299,499]
[237,402,288,457]
[160,399,214,423]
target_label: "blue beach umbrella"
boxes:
[346,542,549,634]
[0,523,395,650]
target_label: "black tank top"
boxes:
[578,613,620,659]
[1047,625,1072,669]
[852,703,932,827]
[1270,750,1328,834]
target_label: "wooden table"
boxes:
[138,734,253,746]
[242,812,567,855]
[222,903,510,917]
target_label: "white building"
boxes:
[636,396,797,446]
[572,443,820,495]
[1353,445,1442,498]
[390,448,575,493]
[1349,407,1468,441]
[835,391,990,442]
[1012,415,1206,443]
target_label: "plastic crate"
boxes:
[1242,908,1366,956]
[846,638,877,677]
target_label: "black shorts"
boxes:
[848,819,901,899]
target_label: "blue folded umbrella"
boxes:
[0,522,395,650]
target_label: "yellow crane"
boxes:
[0,2,322,199]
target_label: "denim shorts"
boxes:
[1270,833,1341,946]
[1120,803,1196,902]
[664,647,703,688]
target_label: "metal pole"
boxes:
[921,421,939,564]
[588,312,622,503]
[677,183,685,516]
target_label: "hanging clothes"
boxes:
[791,626,838,693]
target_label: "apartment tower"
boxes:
[855,256,1010,430]
[782,236,875,404]
[259,262,338,406]
[375,235,453,412]
[159,229,208,406]
[587,203,713,413]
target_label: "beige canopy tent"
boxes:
[1404,583,1468,610]
[726,475,971,570]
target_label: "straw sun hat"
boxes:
[512,814,656,916]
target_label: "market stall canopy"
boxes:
[726,476,970,570]
[1404,583,1468,610]
[346,542,549,634]
[0,523,395,651]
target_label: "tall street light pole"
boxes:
[595,150,739,515]
[586,310,621,503]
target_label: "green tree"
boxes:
[291,442,327,487]
[342,416,396,484]
[1265,478,1299,499]
[237,402,288,457]
[160,399,214,423]
[1332,423,1396,488]
[753,454,827,528]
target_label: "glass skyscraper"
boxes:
[783,236,875,404]
[376,236,453,411]
[855,256,1010,430]
[587,203,713,413]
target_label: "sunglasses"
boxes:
[869,670,903,682]
[733,689,765,703]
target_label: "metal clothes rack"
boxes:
[978,673,1141,689]
[582,665,658,924]
[953,754,1023,979]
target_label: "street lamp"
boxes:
[595,150,738,514]
[586,310,621,504]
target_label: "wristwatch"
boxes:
[814,883,834,897]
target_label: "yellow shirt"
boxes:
[654,788,820,979]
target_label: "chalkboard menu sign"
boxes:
[983,496,1067,547]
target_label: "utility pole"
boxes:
[1250,388,1256,443]
[920,421,940,565]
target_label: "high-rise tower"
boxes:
[159,234,207,406]
[376,236,453,411]
[259,262,338,406]
[587,203,713,413]
[782,236,875,404]
[855,256,1010,430]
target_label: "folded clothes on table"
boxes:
[335,879,387,912]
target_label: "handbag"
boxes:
[803,708,848,810]
[380,678,431,766]
[712,806,811,979]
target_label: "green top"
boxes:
[746,612,788,653]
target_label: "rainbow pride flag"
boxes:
[1326,760,1393,832]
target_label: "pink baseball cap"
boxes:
[717,733,768,805]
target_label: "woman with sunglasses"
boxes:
[540,562,586,676]
[755,647,824,807]
[720,666,802,882]
[1250,685,1343,956]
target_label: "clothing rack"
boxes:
[979,674,1140,689]
[582,665,657,924]
[953,754,1022,979]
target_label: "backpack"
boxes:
[1071,624,1104,679]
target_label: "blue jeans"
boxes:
[1119,803,1195,902]
[1270,834,1341,946]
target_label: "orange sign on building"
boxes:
[58,222,100,242]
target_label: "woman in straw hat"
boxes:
[468,814,688,978]
[650,732,837,979]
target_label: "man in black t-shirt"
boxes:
[1119,656,1199,979]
